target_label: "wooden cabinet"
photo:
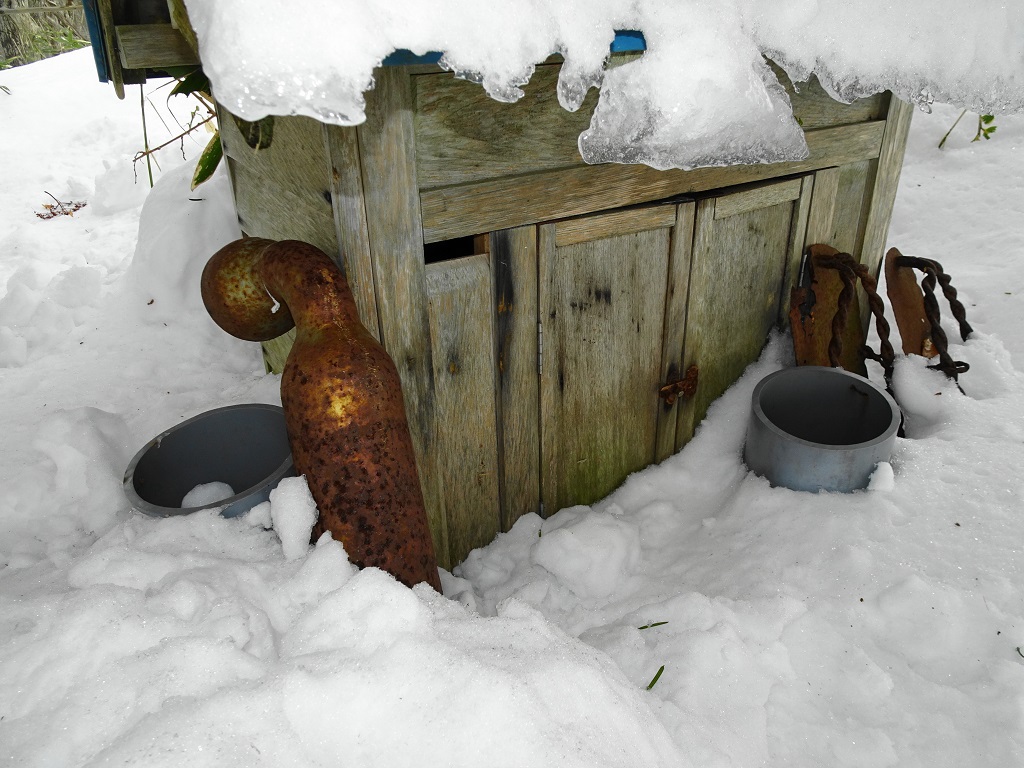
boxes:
[219,62,913,568]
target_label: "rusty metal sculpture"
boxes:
[201,238,442,591]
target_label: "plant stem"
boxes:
[140,86,154,188]
[133,114,216,162]
[938,108,968,150]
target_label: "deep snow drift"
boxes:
[2,50,1023,767]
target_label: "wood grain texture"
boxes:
[859,95,914,334]
[656,202,695,460]
[356,66,448,567]
[415,63,598,190]
[426,256,502,565]
[805,166,840,245]
[324,124,381,341]
[220,112,339,373]
[96,0,124,98]
[115,24,198,69]
[220,112,339,256]
[555,204,678,246]
[490,226,541,529]
[539,214,670,515]
[166,0,199,55]
[420,121,885,243]
[714,177,803,219]
[677,183,804,441]
[778,176,815,326]
[771,65,887,131]
[415,61,885,192]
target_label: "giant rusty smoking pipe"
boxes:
[201,238,442,591]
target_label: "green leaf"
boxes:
[172,68,211,98]
[637,621,668,630]
[981,114,995,125]
[646,665,665,691]
[191,131,223,190]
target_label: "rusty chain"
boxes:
[813,252,897,390]
[892,254,972,386]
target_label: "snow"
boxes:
[183,0,1024,169]
[182,481,236,508]
[268,476,319,561]
[2,48,1024,766]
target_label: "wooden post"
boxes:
[356,66,448,568]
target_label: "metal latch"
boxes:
[659,364,699,405]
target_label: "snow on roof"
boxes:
[183,0,1024,170]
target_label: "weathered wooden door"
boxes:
[675,176,813,444]
[538,203,695,515]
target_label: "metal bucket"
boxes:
[123,403,294,517]
[743,367,900,492]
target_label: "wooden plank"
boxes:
[356,66,448,568]
[555,204,677,247]
[490,226,541,530]
[415,63,598,190]
[324,124,382,341]
[831,159,877,259]
[426,256,502,565]
[805,166,840,245]
[770,64,887,131]
[861,95,915,278]
[676,184,799,442]
[415,61,885,192]
[420,121,885,243]
[714,177,803,220]
[656,202,696,461]
[858,95,914,336]
[539,217,671,515]
[220,112,339,257]
[166,0,199,56]
[96,0,124,98]
[778,176,814,326]
[115,24,198,69]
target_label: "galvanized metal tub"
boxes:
[123,403,294,517]
[743,366,901,492]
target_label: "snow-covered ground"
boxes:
[1,49,1023,767]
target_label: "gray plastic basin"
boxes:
[743,366,900,493]
[124,403,294,518]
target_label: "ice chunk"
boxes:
[181,481,235,508]
[269,475,319,561]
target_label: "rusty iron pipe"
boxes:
[201,238,441,591]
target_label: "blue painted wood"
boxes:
[81,0,110,82]
[382,29,647,66]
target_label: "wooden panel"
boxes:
[555,204,677,247]
[115,24,198,69]
[805,166,840,245]
[96,0,124,98]
[861,95,915,278]
[490,226,541,531]
[714,177,803,219]
[656,202,696,461]
[324,124,381,341]
[221,113,339,257]
[420,121,885,243]
[829,160,876,259]
[415,63,597,190]
[779,176,815,326]
[677,182,807,441]
[355,66,448,567]
[167,0,199,56]
[539,216,672,515]
[426,256,502,565]
[771,65,887,131]
[415,61,885,192]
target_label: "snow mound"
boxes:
[185,0,1024,170]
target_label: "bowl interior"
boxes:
[129,405,291,510]
[756,368,897,447]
